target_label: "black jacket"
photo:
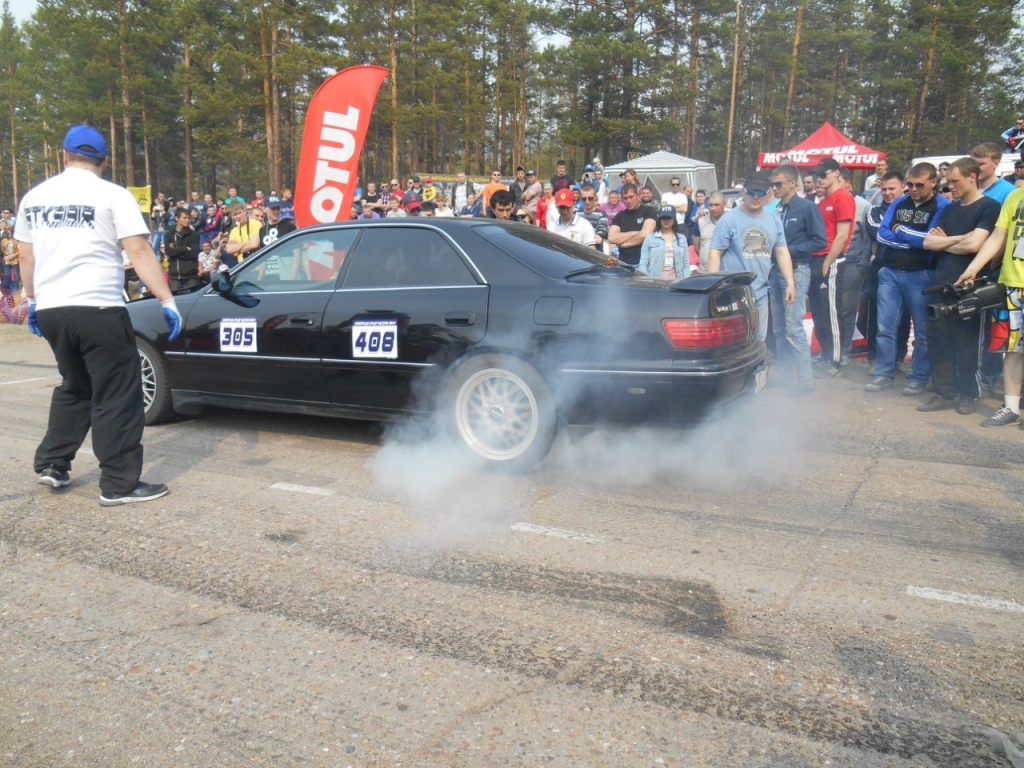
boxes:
[777,194,827,263]
[164,225,200,280]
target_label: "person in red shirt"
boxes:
[537,182,555,229]
[810,158,856,377]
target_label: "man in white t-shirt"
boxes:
[592,168,609,204]
[862,159,888,195]
[661,176,689,228]
[549,188,596,247]
[16,124,181,507]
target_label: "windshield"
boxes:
[473,223,607,278]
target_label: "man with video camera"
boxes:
[920,157,1001,414]
[957,174,1024,427]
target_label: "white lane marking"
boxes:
[270,482,335,497]
[511,522,605,544]
[0,377,59,386]
[907,585,1024,613]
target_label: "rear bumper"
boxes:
[557,342,766,426]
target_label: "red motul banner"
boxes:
[756,121,886,170]
[293,65,389,229]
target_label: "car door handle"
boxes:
[289,314,315,326]
[445,312,475,326]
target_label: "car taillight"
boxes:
[662,316,751,348]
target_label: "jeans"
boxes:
[769,262,813,386]
[151,229,164,252]
[1,263,18,292]
[859,260,911,361]
[755,292,769,343]
[874,266,933,384]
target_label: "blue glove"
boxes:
[161,298,182,341]
[26,299,43,337]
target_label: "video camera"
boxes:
[923,276,1003,320]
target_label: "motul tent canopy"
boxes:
[757,122,886,170]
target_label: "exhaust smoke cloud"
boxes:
[368,389,812,550]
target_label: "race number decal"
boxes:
[220,318,258,353]
[352,318,398,359]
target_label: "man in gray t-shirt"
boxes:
[522,169,543,216]
[708,171,796,340]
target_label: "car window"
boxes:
[342,227,477,289]
[232,229,358,292]
[473,223,606,278]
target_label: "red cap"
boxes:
[554,188,575,207]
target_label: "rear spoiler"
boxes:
[668,271,756,293]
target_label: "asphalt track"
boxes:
[1,325,1021,767]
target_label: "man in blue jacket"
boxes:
[865,162,948,395]
[1001,117,1024,153]
[860,172,909,365]
[769,164,827,394]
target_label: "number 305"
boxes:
[223,327,254,346]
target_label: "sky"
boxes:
[8,0,36,23]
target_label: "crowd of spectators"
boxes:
[8,136,1024,426]
[383,146,1024,416]
[358,160,714,265]
[125,186,297,296]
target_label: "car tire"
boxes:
[444,354,557,471]
[137,337,176,425]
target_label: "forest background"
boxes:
[0,0,1021,209]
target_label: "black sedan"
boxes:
[129,218,764,470]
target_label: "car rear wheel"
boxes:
[445,355,557,471]
[137,337,175,425]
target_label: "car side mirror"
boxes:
[212,269,259,308]
[212,270,232,294]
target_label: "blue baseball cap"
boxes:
[265,194,283,208]
[63,125,107,160]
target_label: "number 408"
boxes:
[355,330,395,353]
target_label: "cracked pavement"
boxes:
[1,324,1022,767]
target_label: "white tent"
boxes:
[603,151,719,199]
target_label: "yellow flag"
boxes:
[127,185,152,213]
